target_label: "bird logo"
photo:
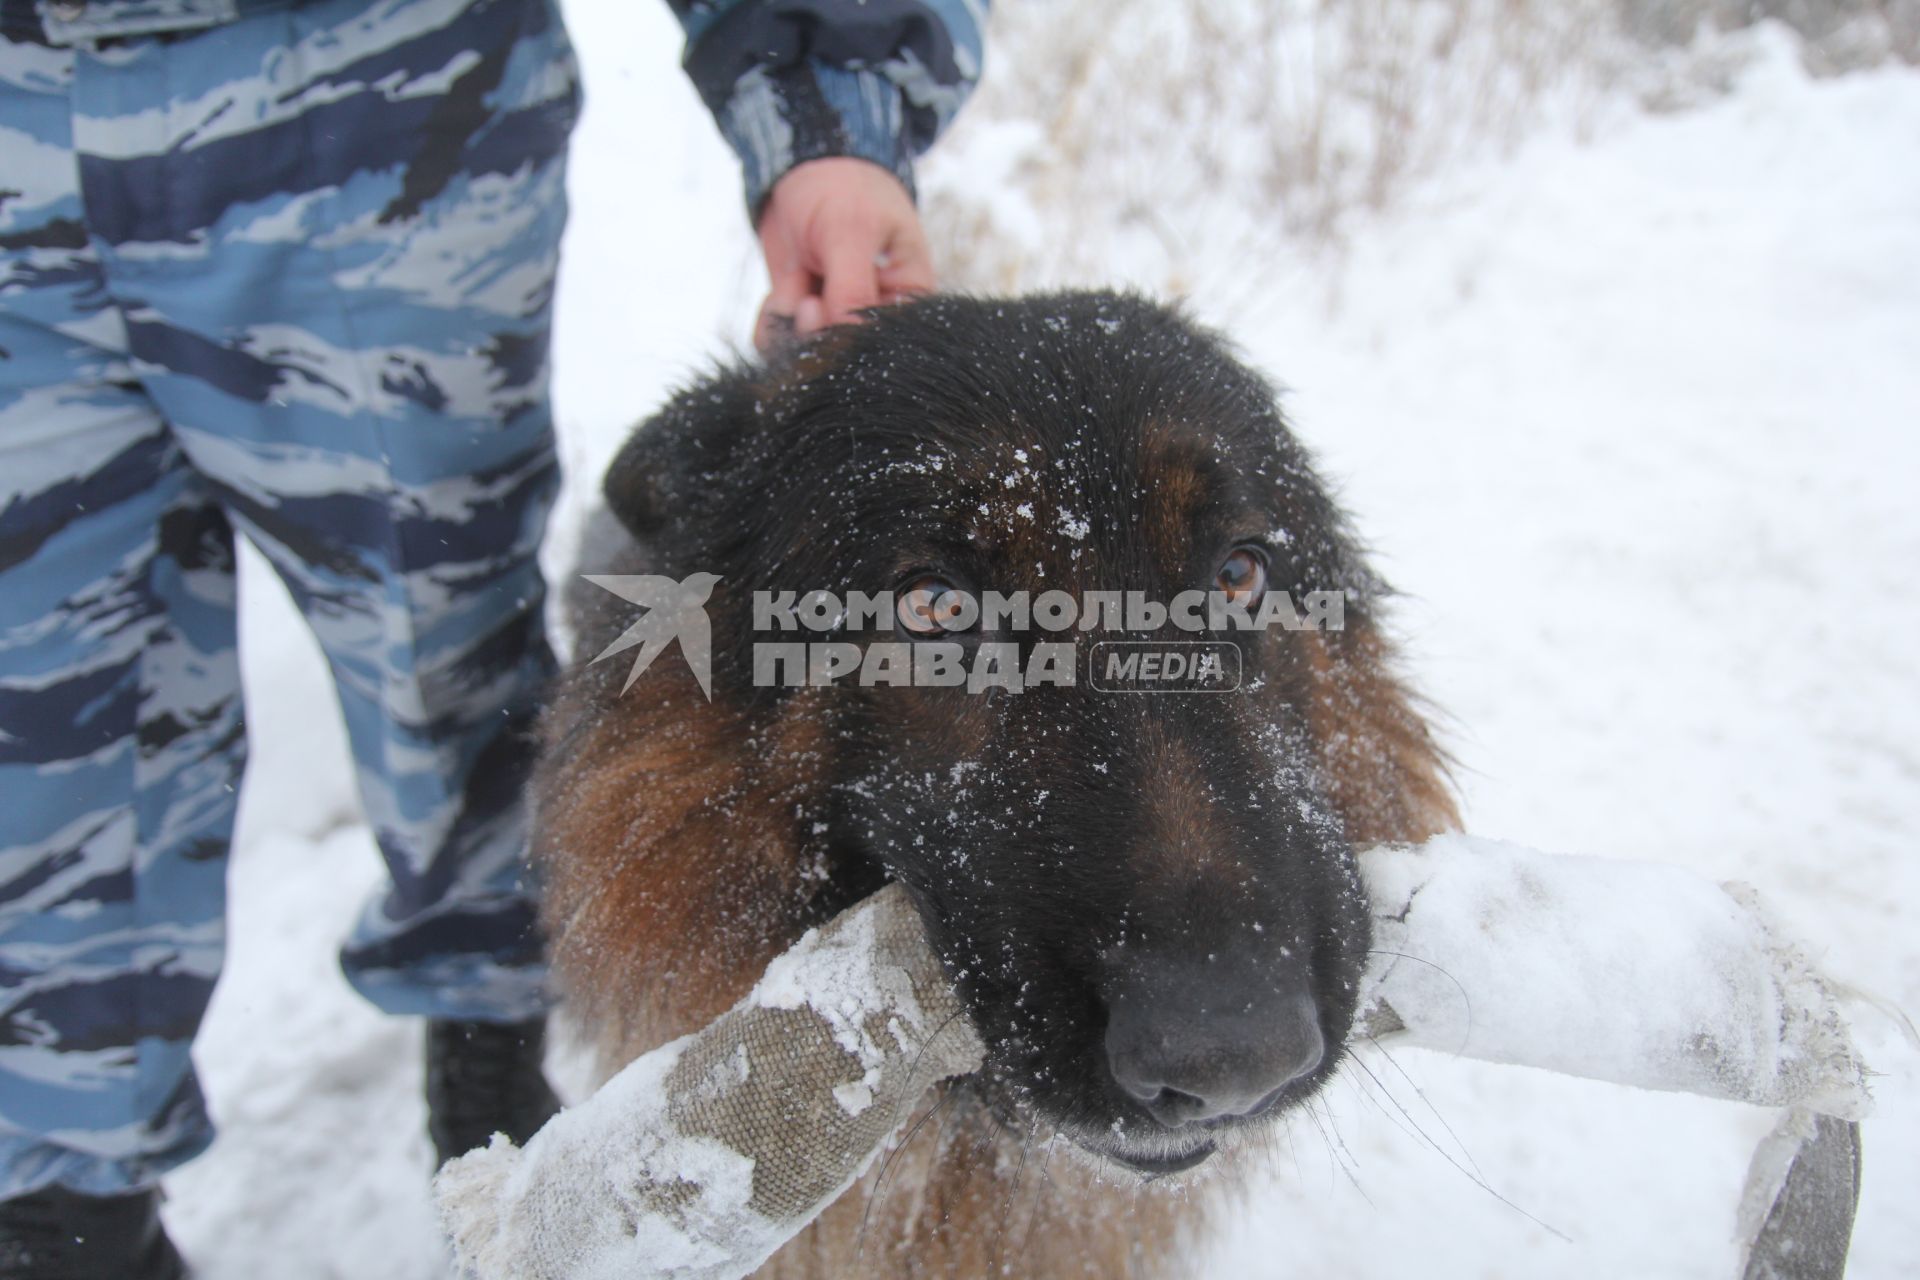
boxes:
[582,572,722,699]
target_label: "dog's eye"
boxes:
[1216,548,1268,606]
[896,575,972,635]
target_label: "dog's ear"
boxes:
[603,365,761,540]
[605,329,866,541]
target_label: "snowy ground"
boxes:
[165,3,1919,1276]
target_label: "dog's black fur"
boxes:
[537,291,1454,1276]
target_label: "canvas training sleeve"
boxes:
[665,0,987,216]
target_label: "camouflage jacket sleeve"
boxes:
[665,0,986,217]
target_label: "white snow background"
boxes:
[162,1,1920,1275]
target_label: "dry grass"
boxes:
[919,0,1912,300]
[921,0,1613,295]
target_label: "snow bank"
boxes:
[433,884,982,1280]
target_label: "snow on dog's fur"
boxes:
[533,292,1456,1277]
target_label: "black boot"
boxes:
[425,1016,561,1167]
[0,1185,187,1279]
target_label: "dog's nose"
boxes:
[1104,964,1325,1129]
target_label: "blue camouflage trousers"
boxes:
[0,0,579,1196]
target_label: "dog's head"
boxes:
[584,292,1451,1176]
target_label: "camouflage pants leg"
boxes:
[0,0,579,1196]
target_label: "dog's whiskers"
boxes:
[855,1085,958,1267]
[1364,950,1475,1052]
[1342,1044,1570,1242]
[1284,1110,1305,1184]
[851,1009,973,1265]
[1343,1055,1434,1152]
[1013,1130,1062,1264]
[1303,1096,1372,1205]
[1364,1035,1488,1184]
[988,1116,1039,1276]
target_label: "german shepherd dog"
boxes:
[533,292,1456,1277]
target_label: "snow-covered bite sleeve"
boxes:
[666,0,988,217]
[433,883,984,1280]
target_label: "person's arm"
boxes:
[666,1,987,350]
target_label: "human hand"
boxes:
[754,157,935,354]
